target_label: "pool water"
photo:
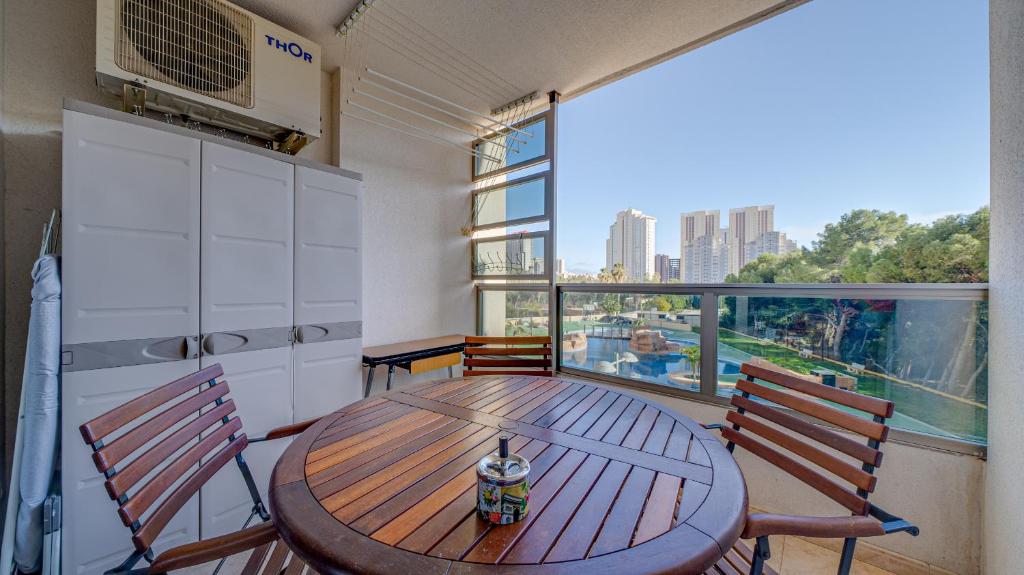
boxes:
[562,333,742,391]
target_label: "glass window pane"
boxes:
[559,291,703,393]
[473,234,546,277]
[479,290,549,337]
[718,296,988,444]
[474,117,547,178]
[474,174,547,229]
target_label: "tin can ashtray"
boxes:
[477,436,530,524]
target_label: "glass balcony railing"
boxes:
[555,283,988,447]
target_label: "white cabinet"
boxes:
[61,360,201,575]
[61,104,362,574]
[198,349,292,538]
[201,142,294,334]
[294,165,362,326]
[293,166,363,417]
[62,110,200,345]
[293,339,362,421]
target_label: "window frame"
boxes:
[471,110,552,182]
[471,170,553,232]
[471,230,552,281]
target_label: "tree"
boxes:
[810,209,908,274]
[650,296,673,312]
[727,252,825,284]
[610,263,627,283]
[599,294,621,315]
[681,345,701,378]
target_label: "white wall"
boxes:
[335,114,474,392]
[985,1,1024,573]
[608,385,984,575]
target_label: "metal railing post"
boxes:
[699,290,719,397]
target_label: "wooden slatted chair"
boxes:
[78,364,319,574]
[702,362,919,575]
[462,335,553,377]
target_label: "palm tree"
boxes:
[681,345,701,378]
[610,263,627,283]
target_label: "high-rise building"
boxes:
[744,230,797,264]
[668,258,680,281]
[682,233,729,283]
[556,257,566,276]
[655,254,672,282]
[728,205,775,275]
[606,208,656,281]
[680,210,725,283]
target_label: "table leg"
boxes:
[363,365,375,398]
[386,364,396,391]
[448,365,454,378]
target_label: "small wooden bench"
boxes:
[362,335,467,396]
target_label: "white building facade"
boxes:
[606,208,657,281]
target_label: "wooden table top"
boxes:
[363,335,467,363]
[269,376,747,575]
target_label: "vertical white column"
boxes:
[986,0,1024,571]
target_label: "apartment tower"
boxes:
[606,208,657,281]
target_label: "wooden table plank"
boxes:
[633,472,683,545]
[589,466,656,557]
[320,425,492,513]
[461,450,589,563]
[426,444,570,560]
[543,459,631,562]
[502,454,609,564]
[390,392,713,483]
[269,376,746,575]
[549,388,608,432]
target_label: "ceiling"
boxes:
[233,0,808,115]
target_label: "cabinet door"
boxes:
[61,360,201,575]
[294,166,362,326]
[62,110,200,345]
[201,142,294,334]
[293,338,362,421]
[198,348,292,539]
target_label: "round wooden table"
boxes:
[269,375,747,575]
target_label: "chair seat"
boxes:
[703,541,778,575]
[241,536,315,575]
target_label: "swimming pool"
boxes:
[561,332,743,391]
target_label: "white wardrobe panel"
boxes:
[293,338,363,421]
[201,142,294,333]
[199,347,292,538]
[294,166,362,326]
[61,360,200,575]
[62,110,200,344]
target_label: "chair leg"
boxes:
[838,538,857,575]
[749,536,771,575]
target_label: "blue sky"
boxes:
[555,0,990,274]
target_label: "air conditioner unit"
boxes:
[96,0,321,144]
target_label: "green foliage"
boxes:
[650,296,673,312]
[599,293,622,315]
[730,206,988,284]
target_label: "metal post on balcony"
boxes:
[699,290,718,397]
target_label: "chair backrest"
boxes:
[462,336,553,377]
[725,362,895,516]
[78,364,250,555]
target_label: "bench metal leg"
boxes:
[386,364,396,391]
[363,365,375,398]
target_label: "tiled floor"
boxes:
[180,537,907,575]
[764,536,899,574]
